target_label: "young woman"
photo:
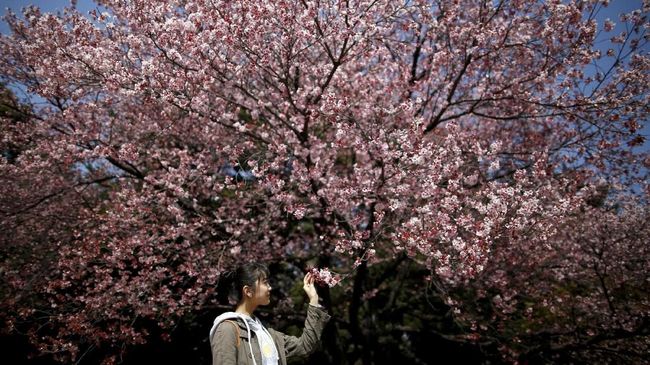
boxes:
[209,263,331,365]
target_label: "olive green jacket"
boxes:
[210,305,331,365]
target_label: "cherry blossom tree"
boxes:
[433,196,650,364]
[1,0,648,363]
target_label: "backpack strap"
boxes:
[225,320,241,347]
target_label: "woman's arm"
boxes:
[280,304,331,360]
[280,272,332,359]
[211,321,239,365]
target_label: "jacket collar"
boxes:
[209,312,251,340]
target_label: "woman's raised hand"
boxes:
[303,272,319,305]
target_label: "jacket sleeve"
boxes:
[281,304,331,361]
[211,321,238,365]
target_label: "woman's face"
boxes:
[251,276,272,306]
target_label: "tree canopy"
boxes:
[1,1,648,364]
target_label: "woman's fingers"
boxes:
[304,272,315,288]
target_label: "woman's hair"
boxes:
[232,262,270,304]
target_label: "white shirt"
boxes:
[241,314,279,365]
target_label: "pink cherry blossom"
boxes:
[308,267,341,288]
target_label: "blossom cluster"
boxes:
[308,267,341,288]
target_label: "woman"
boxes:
[210,263,331,365]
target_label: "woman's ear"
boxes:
[243,285,252,298]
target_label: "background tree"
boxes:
[1,0,648,364]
